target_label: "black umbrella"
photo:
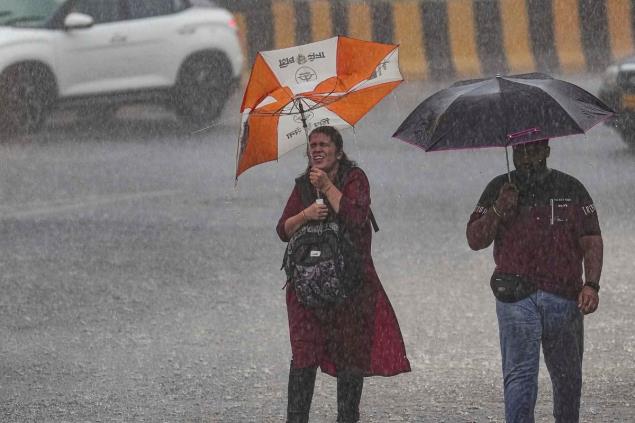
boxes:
[392,73,614,178]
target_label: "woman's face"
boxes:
[308,132,341,173]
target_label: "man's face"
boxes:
[512,142,550,177]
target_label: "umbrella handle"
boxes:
[296,98,317,198]
[505,145,511,183]
[297,98,321,199]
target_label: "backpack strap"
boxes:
[294,168,379,232]
[368,209,379,233]
[344,167,379,233]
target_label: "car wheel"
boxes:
[0,67,49,135]
[175,54,231,127]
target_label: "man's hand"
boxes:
[494,183,519,218]
[309,167,334,194]
[578,286,599,315]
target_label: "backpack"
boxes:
[282,220,360,307]
[281,167,378,308]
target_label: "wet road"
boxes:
[1,75,634,422]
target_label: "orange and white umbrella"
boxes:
[236,36,402,179]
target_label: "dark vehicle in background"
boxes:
[598,57,635,147]
[0,0,244,134]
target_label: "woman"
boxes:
[277,126,411,423]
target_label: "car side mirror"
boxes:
[64,12,94,30]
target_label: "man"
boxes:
[466,139,603,423]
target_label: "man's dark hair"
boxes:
[512,138,549,149]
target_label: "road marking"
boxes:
[272,0,296,49]
[1,190,180,219]
[447,0,481,77]
[553,0,586,73]
[500,0,535,73]
[393,1,428,80]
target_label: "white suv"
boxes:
[0,0,244,133]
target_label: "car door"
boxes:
[115,0,186,89]
[53,0,131,97]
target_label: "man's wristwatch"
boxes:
[584,281,600,292]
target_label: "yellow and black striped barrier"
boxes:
[220,0,635,80]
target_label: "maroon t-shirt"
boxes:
[468,169,601,300]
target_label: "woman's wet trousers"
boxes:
[286,363,364,423]
[336,370,364,423]
[286,364,316,423]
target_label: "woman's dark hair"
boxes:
[304,126,356,186]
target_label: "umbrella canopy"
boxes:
[236,36,402,179]
[392,73,614,152]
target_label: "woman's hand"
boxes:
[304,202,328,221]
[309,167,334,194]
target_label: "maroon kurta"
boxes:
[277,168,411,377]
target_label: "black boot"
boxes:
[336,371,364,423]
[287,362,317,423]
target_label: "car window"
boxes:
[126,0,173,19]
[0,0,65,27]
[173,0,188,12]
[71,0,122,24]
[188,0,217,7]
